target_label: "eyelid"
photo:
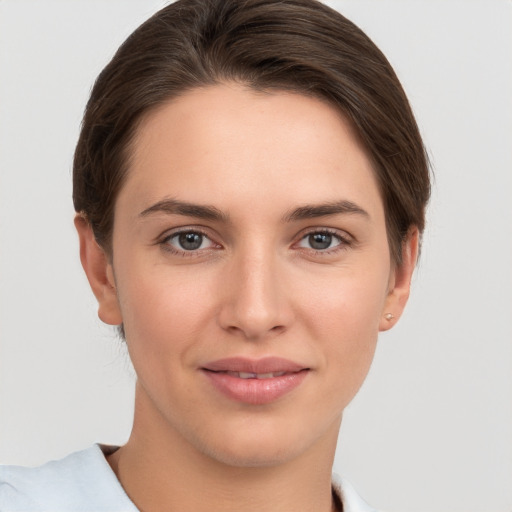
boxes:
[293,227,354,253]
[154,225,354,257]
[157,225,222,255]
[297,226,353,241]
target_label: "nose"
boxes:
[217,248,293,341]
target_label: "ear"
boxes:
[379,227,419,332]
[74,215,123,326]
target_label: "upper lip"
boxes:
[202,357,308,374]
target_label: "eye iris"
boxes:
[309,233,332,250]
[178,232,203,250]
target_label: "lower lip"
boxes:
[202,370,309,405]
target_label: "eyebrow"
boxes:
[139,198,369,223]
[283,200,370,222]
[139,198,228,222]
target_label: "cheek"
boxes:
[298,263,389,338]
[295,263,389,392]
[115,264,215,365]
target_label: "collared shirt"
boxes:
[0,445,378,512]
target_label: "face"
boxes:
[79,84,415,468]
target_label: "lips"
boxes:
[201,357,309,405]
[225,371,287,379]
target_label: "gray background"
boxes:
[1,1,511,511]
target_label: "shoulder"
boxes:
[0,445,137,512]
[1,448,381,512]
[333,475,381,512]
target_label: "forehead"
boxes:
[119,84,383,220]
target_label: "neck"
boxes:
[108,384,340,512]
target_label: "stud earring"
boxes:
[384,313,394,321]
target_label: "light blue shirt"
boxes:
[0,445,377,511]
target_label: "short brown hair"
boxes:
[73,0,430,264]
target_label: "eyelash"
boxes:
[295,228,352,256]
[159,228,219,257]
[157,227,352,257]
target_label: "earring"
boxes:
[384,313,394,321]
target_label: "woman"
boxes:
[1,0,430,510]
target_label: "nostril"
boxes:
[223,323,286,341]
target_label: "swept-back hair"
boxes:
[73,0,430,263]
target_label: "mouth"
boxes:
[221,371,288,379]
[202,356,307,374]
[201,357,310,405]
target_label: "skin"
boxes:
[76,84,418,512]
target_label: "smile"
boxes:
[225,371,286,379]
[201,357,309,405]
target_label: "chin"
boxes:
[201,438,302,468]
[191,416,336,469]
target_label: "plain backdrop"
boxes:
[0,1,511,511]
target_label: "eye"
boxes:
[297,231,344,251]
[165,231,215,252]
